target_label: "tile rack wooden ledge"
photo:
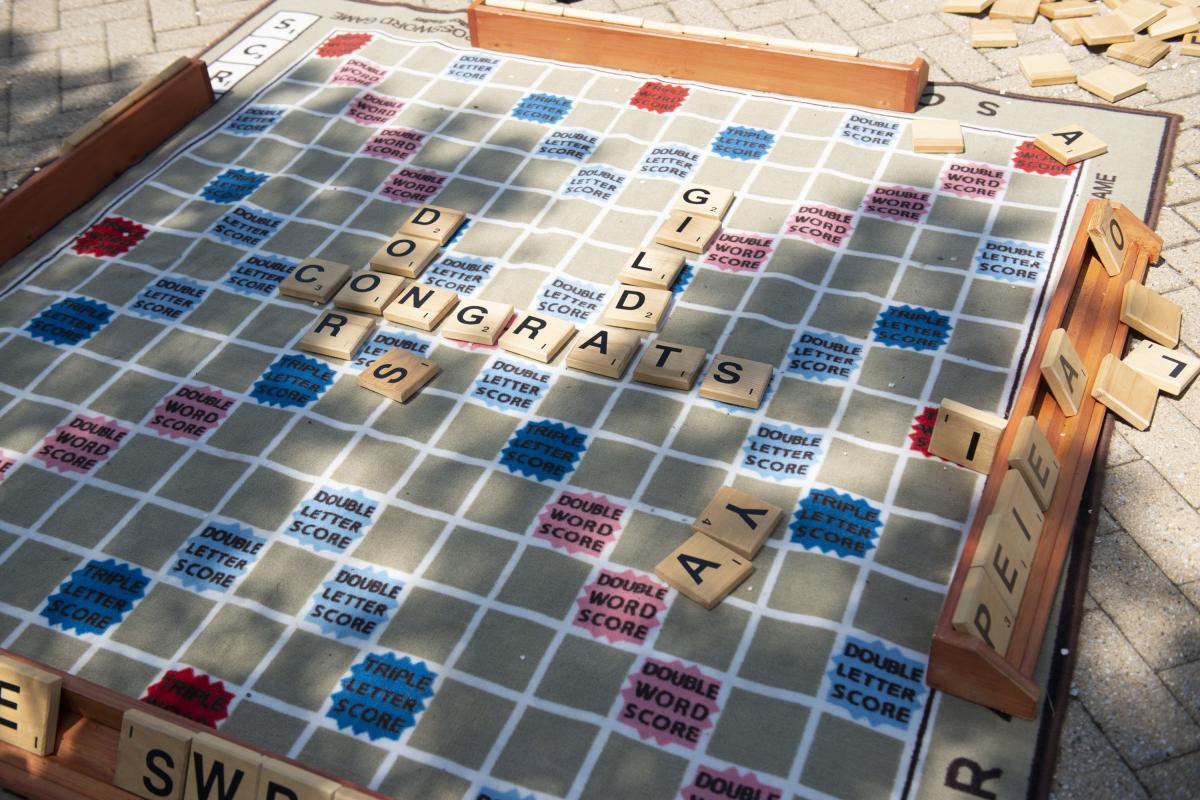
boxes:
[927,199,1162,718]
[467,1,930,113]
[0,58,214,269]
[0,648,387,800]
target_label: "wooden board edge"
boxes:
[0,58,214,268]
[928,630,1040,718]
[469,1,929,112]
[0,648,390,800]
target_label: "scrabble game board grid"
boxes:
[0,19,1097,799]
[0,38,1065,786]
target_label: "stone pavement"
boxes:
[0,0,1197,796]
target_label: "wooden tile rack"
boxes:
[467,1,930,113]
[927,199,1162,718]
[0,648,386,800]
[0,58,214,268]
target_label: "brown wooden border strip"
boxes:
[0,58,214,269]
[0,648,387,800]
[928,199,1162,718]
[467,1,929,113]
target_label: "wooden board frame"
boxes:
[467,1,930,112]
[0,58,214,268]
[928,199,1162,718]
[0,648,387,800]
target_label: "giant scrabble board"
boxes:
[0,2,1177,799]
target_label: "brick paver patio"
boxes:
[1,0,1197,796]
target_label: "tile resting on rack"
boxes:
[1040,327,1088,417]
[1121,281,1182,347]
[1008,416,1061,511]
[1092,352,1159,430]
[928,397,1008,473]
[0,655,61,757]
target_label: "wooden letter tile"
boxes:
[1115,0,1168,31]
[972,512,1032,614]
[278,259,352,304]
[990,0,1041,21]
[1088,199,1128,277]
[1032,124,1107,165]
[698,355,774,409]
[1077,64,1148,102]
[911,118,964,153]
[565,325,642,378]
[1107,36,1170,67]
[692,486,783,558]
[673,184,735,219]
[1148,6,1200,37]
[601,286,673,332]
[0,655,61,756]
[971,18,1020,47]
[952,566,1016,655]
[498,312,577,363]
[382,283,459,331]
[257,758,340,800]
[1078,13,1136,44]
[1092,352,1159,430]
[633,341,708,390]
[618,249,686,289]
[653,211,722,253]
[1039,0,1099,18]
[993,468,1046,562]
[1018,52,1076,86]
[1052,18,1086,44]
[369,235,440,278]
[184,732,262,800]
[655,532,754,609]
[927,397,1008,473]
[1122,340,1200,395]
[357,349,440,403]
[439,299,514,345]
[1183,32,1200,56]
[1008,416,1061,510]
[333,271,406,315]
[297,311,376,361]
[1041,327,1088,416]
[397,204,466,245]
[1121,281,1181,347]
[114,708,193,800]
[944,0,996,12]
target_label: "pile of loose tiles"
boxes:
[947,0,1200,101]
